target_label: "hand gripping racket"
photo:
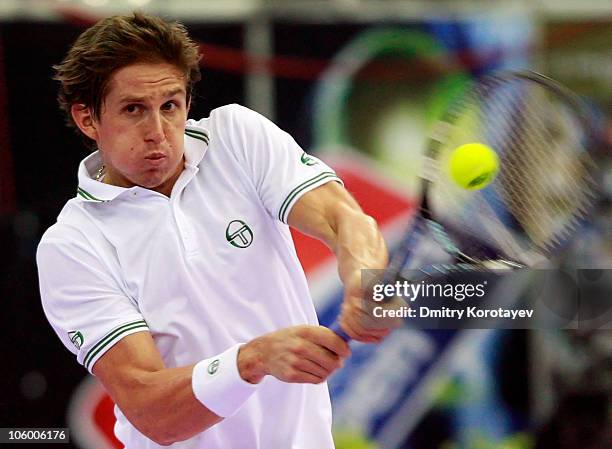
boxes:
[330,70,600,341]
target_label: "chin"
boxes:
[144,178,167,189]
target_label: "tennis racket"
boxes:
[330,70,600,341]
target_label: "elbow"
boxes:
[155,438,179,447]
[146,429,187,446]
[140,416,221,446]
[141,426,176,446]
[130,413,186,446]
[148,430,214,446]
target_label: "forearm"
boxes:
[287,182,388,276]
[112,327,349,445]
[107,364,223,445]
[331,207,395,341]
[331,205,388,282]
[288,181,392,341]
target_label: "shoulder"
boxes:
[38,222,85,259]
[37,200,97,258]
[187,104,272,134]
[186,104,290,165]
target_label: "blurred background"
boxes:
[1,1,611,448]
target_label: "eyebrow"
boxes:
[118,87,186,105]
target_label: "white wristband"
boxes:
[191,343,259,418]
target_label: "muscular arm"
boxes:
[288,181,392,341]
[92,332,222,445]
[93,325,348,445]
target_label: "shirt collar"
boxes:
[75,127,210,203]
[76,151,126,202]
[184,125,209,168]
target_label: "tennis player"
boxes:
[36,12,392,448]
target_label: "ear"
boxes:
[71,104,99,141]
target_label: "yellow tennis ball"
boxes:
[448,142,499,190]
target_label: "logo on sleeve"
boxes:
[300,152,318,166]
[226,220,253,248]
[207,359,220,375]
[68,331,84,350]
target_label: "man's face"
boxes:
[88,62,189,195]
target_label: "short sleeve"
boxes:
[37,225,149,374]
[212,104,343,223]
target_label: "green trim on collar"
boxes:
[77,187,106,202]
[185,128,209,144]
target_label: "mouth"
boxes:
[145,152,166,160]
[144,153,167,166]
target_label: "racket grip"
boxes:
[329,320,351,342]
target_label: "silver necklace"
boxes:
[94,165,105,181]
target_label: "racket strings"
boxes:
[526,87,597,207]
[428,74,597,262]
[467,197,531,261]
[518,86,590,202]
[489,84,564,236]
[496,82,594,249]
[494,101,589,249]
[429,83,535,259]
[494,84,572,248]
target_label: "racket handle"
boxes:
[329,320,351,342]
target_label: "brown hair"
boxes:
[54,12,201,145]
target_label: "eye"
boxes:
[124,104,142,114]
[162,101,178,111]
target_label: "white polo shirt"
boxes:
[37,104,342,449]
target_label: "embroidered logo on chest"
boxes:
[225,220,254,248]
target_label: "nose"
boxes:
[145,111,165,144]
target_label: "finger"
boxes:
[338,316,369,341]
[293,357,337,380]
[365,328,391,343]
[340,313,391,343]
[340,297,400,339]
[340,304,372,337]
[356,328,391,340]
[295,326,351,359]
[293,338,345,372]
[281,367,325,384]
